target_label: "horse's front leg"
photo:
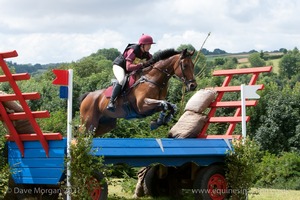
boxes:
[144,98,177,130]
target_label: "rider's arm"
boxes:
[124,49,143,72]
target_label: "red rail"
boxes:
[198,66,272,139]
[0,50,62,157]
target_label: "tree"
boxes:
[248,52,266,67]
[93,48,120,61]
[212,48,226,55]
[278,48,300,79]
[214,58,225,66]
[279,48,288,54]
[200,48,210,55]
[253,83,300,154]
[177,44,196,52]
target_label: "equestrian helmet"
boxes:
[138,34,155,45]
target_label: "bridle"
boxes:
[176,57,196,86]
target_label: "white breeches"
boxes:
[113,64,126,85]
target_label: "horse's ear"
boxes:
[180,48,188,59]
[190,49,195,56]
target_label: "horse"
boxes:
[79,48,197,136]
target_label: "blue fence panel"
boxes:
[8,139,67,185]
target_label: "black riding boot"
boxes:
[107,83,122,112]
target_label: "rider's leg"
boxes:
[107,65,125,111]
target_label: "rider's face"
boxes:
[143,44,152,52]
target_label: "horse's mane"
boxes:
[144,48,180,67]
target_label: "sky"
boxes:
[1,0,300,64]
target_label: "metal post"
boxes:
[241,84,247,142]
[67,69,73,200]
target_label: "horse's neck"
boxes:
[146,55,178,82]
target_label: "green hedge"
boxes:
[255,151,300,190]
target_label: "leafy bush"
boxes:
[0,135,9,198]
[65,129,111,199]
[256,151,300,190]
[225,138,262,199]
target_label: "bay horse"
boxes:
[79,48,197,136]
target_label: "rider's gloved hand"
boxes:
[139,63,146,69]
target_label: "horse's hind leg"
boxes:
[94,117,117,137]
[80,98,102,134]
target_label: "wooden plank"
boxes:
[6,133,63,141]
[212,84,264,92]
[198,135,242,139]
[12,177,62,185]
[91,138,229,148]
[8,148,65,158]
[0,101,25,156]
[0,73,30,82]
[11,168,64,178]
[210,100,257,107]
[8,157,65,168]
[11,167,64,185]
[7,139,66,149]
[0,92,40,101]
[0,50,18,58]
[92,147,228,157]
[0,110,50,121]
[209,116,250,123]
[213,66,272,76]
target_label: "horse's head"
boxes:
[174,49,197,91]
[142,48,197,92]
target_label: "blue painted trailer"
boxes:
[91,138,231,166]
[7,138,232,185]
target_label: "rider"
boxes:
[106,34,156,111]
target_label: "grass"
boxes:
[249,188,300,200]
[236,57,280,74]
[107,181,300,200]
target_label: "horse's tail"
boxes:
[79,92,90,106]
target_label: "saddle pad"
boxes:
[104,86,113,98]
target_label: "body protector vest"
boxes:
[113,44,151,72]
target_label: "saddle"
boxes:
[104,74,152,119]
[104,74,137,98]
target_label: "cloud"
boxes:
[1,0,300,64]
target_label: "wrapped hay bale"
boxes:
[12,119,35,134]
[168,111,207,138]
[0,91,23,112]
[0,91,35,134]
[184,89,217,113]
